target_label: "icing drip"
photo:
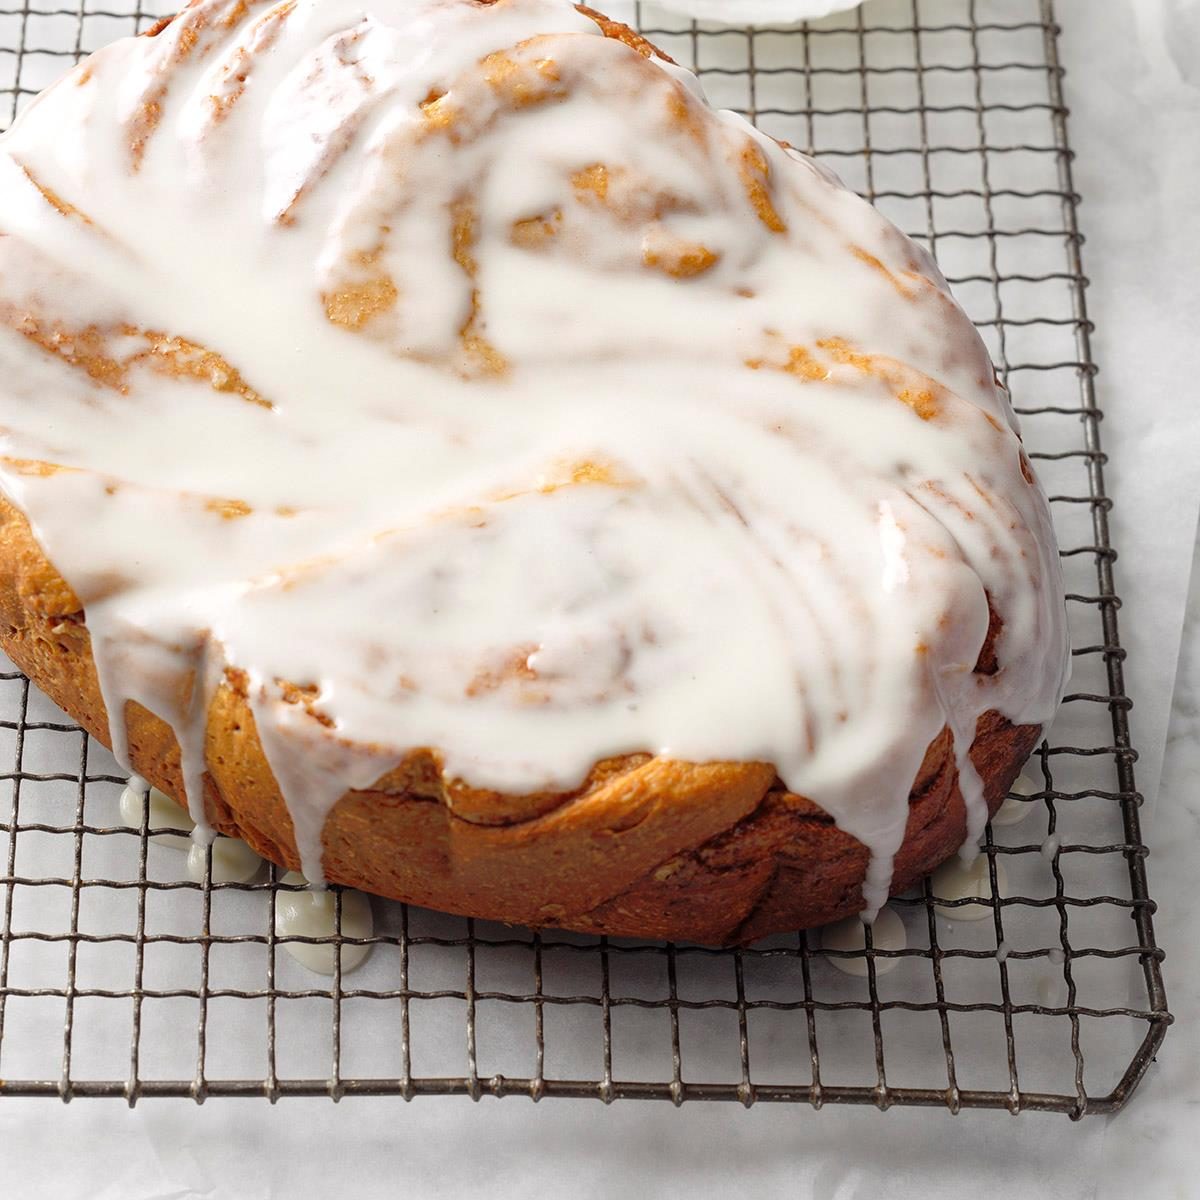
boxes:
[119,780,194,849]
[931,854,1008,922]
[186,835,263,883]
[991,770,1039,827]
[0,0,1068,909]
[822,905,906,977]
[120,778,263,877]
[276,871,374,975]
[118,776,364,976]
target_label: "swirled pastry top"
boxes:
[0,0,1068,904]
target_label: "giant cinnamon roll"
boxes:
[0,0,1067,942]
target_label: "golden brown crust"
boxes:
[0,8,1042,944]
[574,5,675,62]
[0,494,1039,944]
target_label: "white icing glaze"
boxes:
[122,773,264,878]
[989,796,1029,828]
[931,854,1008,922]
[1040,833,1061,861]
[0,0,1068,910]
[1011,771,1042,796]
[991,770,1040,827]
[186,835,265,883]
[119,781,195,850]
[275,871,373,974]
[821,905,905,976]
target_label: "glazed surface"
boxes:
[0,0,1067,911]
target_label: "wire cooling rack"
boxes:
[0,0,1171,1115]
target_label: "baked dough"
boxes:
[0,0,1065,943]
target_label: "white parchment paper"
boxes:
[2,0,1198,1196]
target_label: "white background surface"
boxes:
[2,0,1198,1195]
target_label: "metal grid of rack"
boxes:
[0,0,1170,1114]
